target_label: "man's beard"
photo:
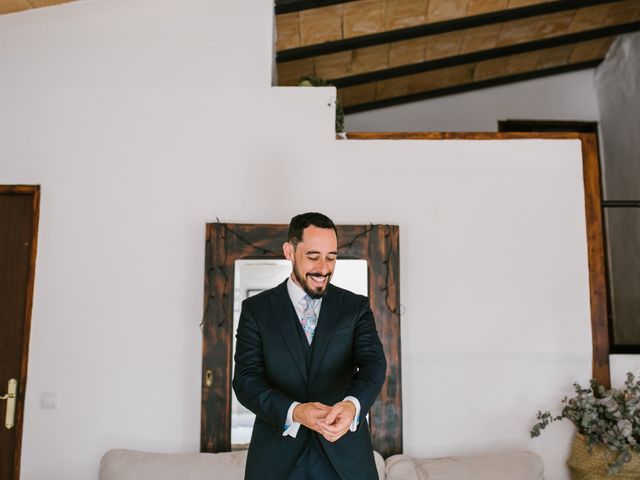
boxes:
[292,263,331,299]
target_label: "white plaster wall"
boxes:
[345,69,600,132]
[0,1,596,479]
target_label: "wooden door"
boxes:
[0,186,39,480]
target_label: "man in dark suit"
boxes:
[233,212,387,480]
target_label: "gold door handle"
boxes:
[0,379,17,429]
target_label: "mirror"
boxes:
[201,223,401,457]
[231,258,369,449]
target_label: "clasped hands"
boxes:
[293,401,356,443]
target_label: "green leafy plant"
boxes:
[531,372,640,474]
[297,74,344,133]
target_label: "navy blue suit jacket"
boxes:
[232,280,387,480]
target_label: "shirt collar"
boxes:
[287,275,308,305]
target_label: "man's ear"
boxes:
[283,242,294,261]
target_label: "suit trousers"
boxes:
[287,438,341,480]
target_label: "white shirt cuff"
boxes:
[343,396,360,432]
[283,401,301,437]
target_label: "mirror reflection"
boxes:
[231,258,369,449]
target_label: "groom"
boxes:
[233,212,387,480]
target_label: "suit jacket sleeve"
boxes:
[232,299,293,429]
[345,296,387,424]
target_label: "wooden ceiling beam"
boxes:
[343,59,603,114]
[277,0,622,62]
[329,21,640,88]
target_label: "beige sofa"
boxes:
[100,448,544,480]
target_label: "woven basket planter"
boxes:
[567,434,640,480]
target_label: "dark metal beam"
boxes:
[610,345,640,354]
[275,0,359,15]
[343,60,602,114]
[277,0,622,62]
[330,22,640,88]
[602,201,640,207]
[498,119,598,133]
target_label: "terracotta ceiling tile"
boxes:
[410,64,475,92]
[299,5,343,46]
[604,0,640,25]
[473,57,508,80]
[593,37,615,57]
[441,64,476,85]
[536,45,572,69]
[343,0,386,38]
[408,70,446,92]
[461,23,502,53]
[313,50,353,80]
[427,0,469,22]
[340,83,377,107]
[276,58,315,86]
[384,0,429,30]
[467,0,508,16]
[496,17,539,46]
[569,37,614,63]
[535,11,574,39]
[389,38,427,67]
[425,30,465,60]
[352,44,391,74]
[567,4,613,33]
[505,51,540,74]
[275,13,301,51]
[422,63,475,88]
[29,0,74,6]
[507,0,547,7]
[0,0,31,14]
[376,77,411,100]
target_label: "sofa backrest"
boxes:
[385,451,545,480]
[100,448,386,480]
[99,449,248,480]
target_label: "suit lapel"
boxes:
[309,284,343,384]
[268,280,308,383]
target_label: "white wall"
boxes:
[0,2,597,480]
[345,69,600,132]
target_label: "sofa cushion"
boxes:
[99,449,248,480]
[385,451,544,480]
[100,448,386,480]
[374,450,385,479]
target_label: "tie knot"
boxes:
[302,294,318,308]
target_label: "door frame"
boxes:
[1,185,40,480]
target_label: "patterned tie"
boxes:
[300,295,319,345]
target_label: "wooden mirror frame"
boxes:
[201,223,402,457]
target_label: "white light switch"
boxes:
[40,391,59,410]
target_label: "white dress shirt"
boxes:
[283,276,361,437]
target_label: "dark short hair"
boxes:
[288,212,337,247]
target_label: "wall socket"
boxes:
[39,391,59,410]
